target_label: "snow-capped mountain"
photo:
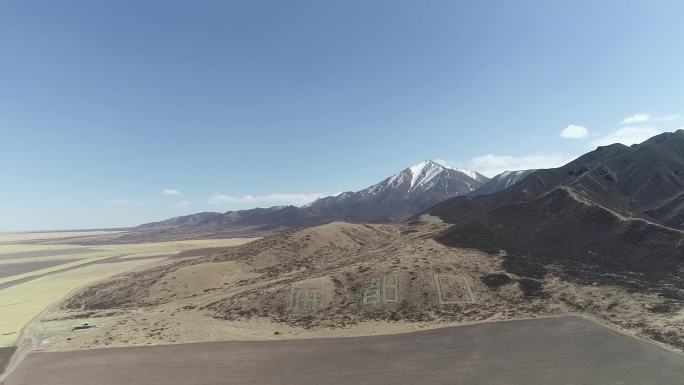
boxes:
[357,160,484,196]
[306,160,489,222]
[470,169,536,196]
[136,160,488,236]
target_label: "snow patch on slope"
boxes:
[409,161,445,191]
[409,161,428,188]
[455,168,482,181]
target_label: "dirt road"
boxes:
[4,316,684,385]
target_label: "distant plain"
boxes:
[0,231,257,349]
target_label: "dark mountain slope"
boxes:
[136,212,223,230]
[431,130,684,292]
[436,187,684,281]
[469,169,536,196]
[427,143,630,224]
[646,192,684,229]
[430,130,684,230]
[567,130,684,224]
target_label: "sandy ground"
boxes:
[0,231,124,244]
[0,238,257,288]
[0,260,82,279]
[5,317,684,385]
[0,237,258,349]
[20,219,673,356]
[0,258,167,348]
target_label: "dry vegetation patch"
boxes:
[37,219,684,353]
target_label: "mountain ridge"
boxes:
[133,160,488,239]
[431,130,684,288]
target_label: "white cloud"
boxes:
[621,113,650,125]
[442,112,680,178]
[207,193,327,207]
[466,153,571,177]
[590,126,666,147]
[162,189,181,195]
[560,124,589,139]
[655,114,680,122]
[106,199,145,207]
[172,200,190,208]
[621,113,681,125]
[588,112,681,147]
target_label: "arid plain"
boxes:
[1,215,684,384]
[0,230,255,377]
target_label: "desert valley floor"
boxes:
[1,216,683,384]
[5,317,684,385]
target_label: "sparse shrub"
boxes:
[517,279,547,298]
[659,288,684,301]
[481,273,512,289]
[648,302,676,314]
[503,256,547,279]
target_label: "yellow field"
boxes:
[0,258,165,347]
[0,237,258,348]
[101,238,257,258]
[0,231,124,244]
[0,243,92,254]
[0,238,257,284]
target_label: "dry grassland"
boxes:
[0,236,258,348]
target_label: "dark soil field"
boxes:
[0,260,81,279]
[0,249,100,260]
[0,255,128,291]
[0,347,16,376]
[0,346,17,374]
[4,317,684,385]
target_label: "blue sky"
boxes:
[1,0,683,231]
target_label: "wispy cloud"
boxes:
[207,193,327,207]
[162,189,181,195]
[620,113,679,125]
[621,113,650,125]
[465,153,572,177]
[591,112,681,147]
[172,200,190,208]
[106,199,145,207]
[560,124,589,139]
[590,126,666,147]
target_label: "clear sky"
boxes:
[1,0,683,231]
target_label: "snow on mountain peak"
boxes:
[361,160,486,196]
[410,160,485,184]
[408,160,444,190]
[455,168,483,181]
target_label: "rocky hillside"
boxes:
[470,169,536,196]
[429,130,684,229]
[430,130,684,293]
[128,160,487,241]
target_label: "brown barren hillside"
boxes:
[436,187,684,282]
[46,217,684,352]
[429,131,684,287]
[429,130,684,230]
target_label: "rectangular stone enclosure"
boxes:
[433,274,476,304]
[363,273,399,305]
[289,277,332,313]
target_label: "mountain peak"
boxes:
[408,160,445,190]
[407,160,488,184]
